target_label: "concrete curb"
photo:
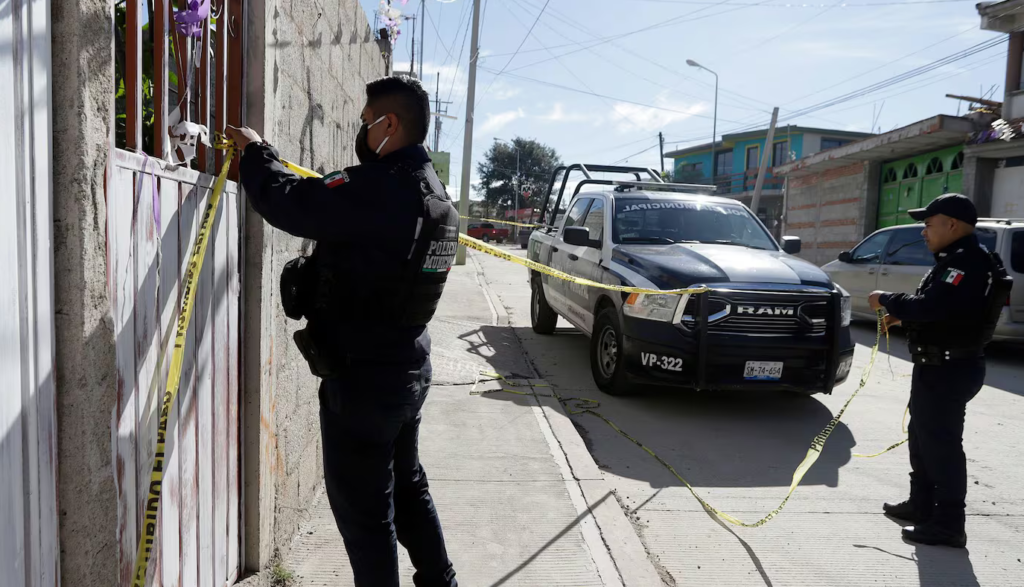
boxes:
[468,251,662,586]
[468,249,509,327]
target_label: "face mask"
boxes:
[355,115,390,163]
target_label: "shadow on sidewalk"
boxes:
[850,321,1024,397]
[454,323,856,492]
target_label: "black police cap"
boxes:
[908,193,978,226]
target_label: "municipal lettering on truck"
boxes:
[527,163,855,396]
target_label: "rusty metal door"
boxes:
[108,149,241,587]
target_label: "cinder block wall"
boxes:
[785,162,875,266]
[242,0,386,569]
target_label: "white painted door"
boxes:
[0,0,60,585]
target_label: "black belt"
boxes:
[909,344,983,365]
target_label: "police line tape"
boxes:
[130,148,237,586]
[460,215,542,228]
[476,312,889,528]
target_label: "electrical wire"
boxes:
[475,0,552,109]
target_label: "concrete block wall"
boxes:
[242,0,386,570]
[50,1,118,586]
[785,162,874,266]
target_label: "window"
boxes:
[903,164,919,180]
[884,228,932,266]
[612,199,777,251]
[562,198,592,229]
[746,145,760,170]
[581,199,605,241]
[821,138,850,150]
[675,162,705,183]
[481,223,494,229]
[883,168,898,184]
[772,141,789,167]
[925,157,944,175]
[951,151,964,170]
[715,150,733,177]
[1011,230,1024,273]
[850,231,891,264]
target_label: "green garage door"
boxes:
[878,146,963,229]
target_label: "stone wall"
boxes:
[784,161,879,266]
[50,1,117,585]
[242,0,387,570]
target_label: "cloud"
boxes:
[394,60,468,100]
[479,109,525,133]
[610,94,708,132]
[538,102,591,123]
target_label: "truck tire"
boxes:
[531,279,558,334]
[482,234,491,243]
[520,242,528,250]
[591,308,634,396]
[497,237,505,244]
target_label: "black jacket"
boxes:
[880,233,997,351]
[239,142,438,363]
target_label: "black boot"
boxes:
[883,500,932,525]
[902,523,967,548]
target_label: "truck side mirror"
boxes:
[781,235,802,255]
[838,251,852,263]
[563,226,600,248]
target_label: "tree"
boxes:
[476,137,561,216]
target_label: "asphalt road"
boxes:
[471,246,1024,587]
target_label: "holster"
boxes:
[293,327,341,378]
[281,255,314,320]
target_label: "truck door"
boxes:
[546,197,593,324]
[566,197,607,334]
[877,227,932,299]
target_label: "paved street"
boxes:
[471,246,1024,587]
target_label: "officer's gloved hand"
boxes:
[226,125,263,150]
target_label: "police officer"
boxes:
[226,75,459,586]
[868,194,1011,548]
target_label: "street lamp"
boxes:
[687,59,718,186]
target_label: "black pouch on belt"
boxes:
[293,327,340,378]
[280,255,314,320]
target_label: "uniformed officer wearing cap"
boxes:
[226,75,459,586]
[868,194,1012,548]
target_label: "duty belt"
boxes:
[910,344,983,365]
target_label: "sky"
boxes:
[358,0,1006,202]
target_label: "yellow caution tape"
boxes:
[131,148,236,587]
[853,328,911,458]
[475,311,887,528]
[460,215,542,228]
[256,151,709,298]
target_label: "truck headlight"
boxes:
[623,293,680,322]
[840,293,852,327]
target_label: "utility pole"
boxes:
[658,132,665,174]
[435,76,441,151]
[750,106,779,217]
[455,0,482,266]
[419,0,425,80]
[407,14,417,77]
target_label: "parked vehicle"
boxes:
[823,219,1024,342]
[528,163,855,396]
[467,222,509,243]
[518,226,534,249]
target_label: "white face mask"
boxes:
[367,115,390,154]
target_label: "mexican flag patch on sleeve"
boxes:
[941,268,965,285]
[324,170,349,188]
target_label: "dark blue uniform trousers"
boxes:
[908,358,985,530]
[319,358,458,587]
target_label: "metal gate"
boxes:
[108,149,241,587]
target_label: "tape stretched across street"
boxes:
[130,148,236,586]
[476,312,888,528]
[274,154,708,297]
[460,215,542,228]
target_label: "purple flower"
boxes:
[174,0,210,38]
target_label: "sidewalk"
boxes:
[279,250,660,586]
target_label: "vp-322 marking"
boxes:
[641,353,683,372]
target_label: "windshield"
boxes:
[612,199,778,250]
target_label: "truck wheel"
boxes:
[497,237,505,244]
[482,234,491,243]
[591,308,633,396]
[531,279,558,334]
[520,242,528,250]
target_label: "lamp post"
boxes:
[686,59,718,186]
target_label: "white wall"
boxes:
[803,133,823,156]
[992,166,1024,218]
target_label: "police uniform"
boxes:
[239,141,460,586]
[877,194,1011,548]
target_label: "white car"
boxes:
[822,219,1024,341]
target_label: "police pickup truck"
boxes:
[528,164,855,396]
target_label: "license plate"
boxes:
[744,361,783,381]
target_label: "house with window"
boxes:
[665,126,873,233]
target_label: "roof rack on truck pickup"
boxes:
[526,163,855,397]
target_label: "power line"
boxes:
[635,0,975,5]
[476,0,552,108]
[478,67,747,124]
[613,143,661,164]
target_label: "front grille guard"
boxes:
[683,285,843,393]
